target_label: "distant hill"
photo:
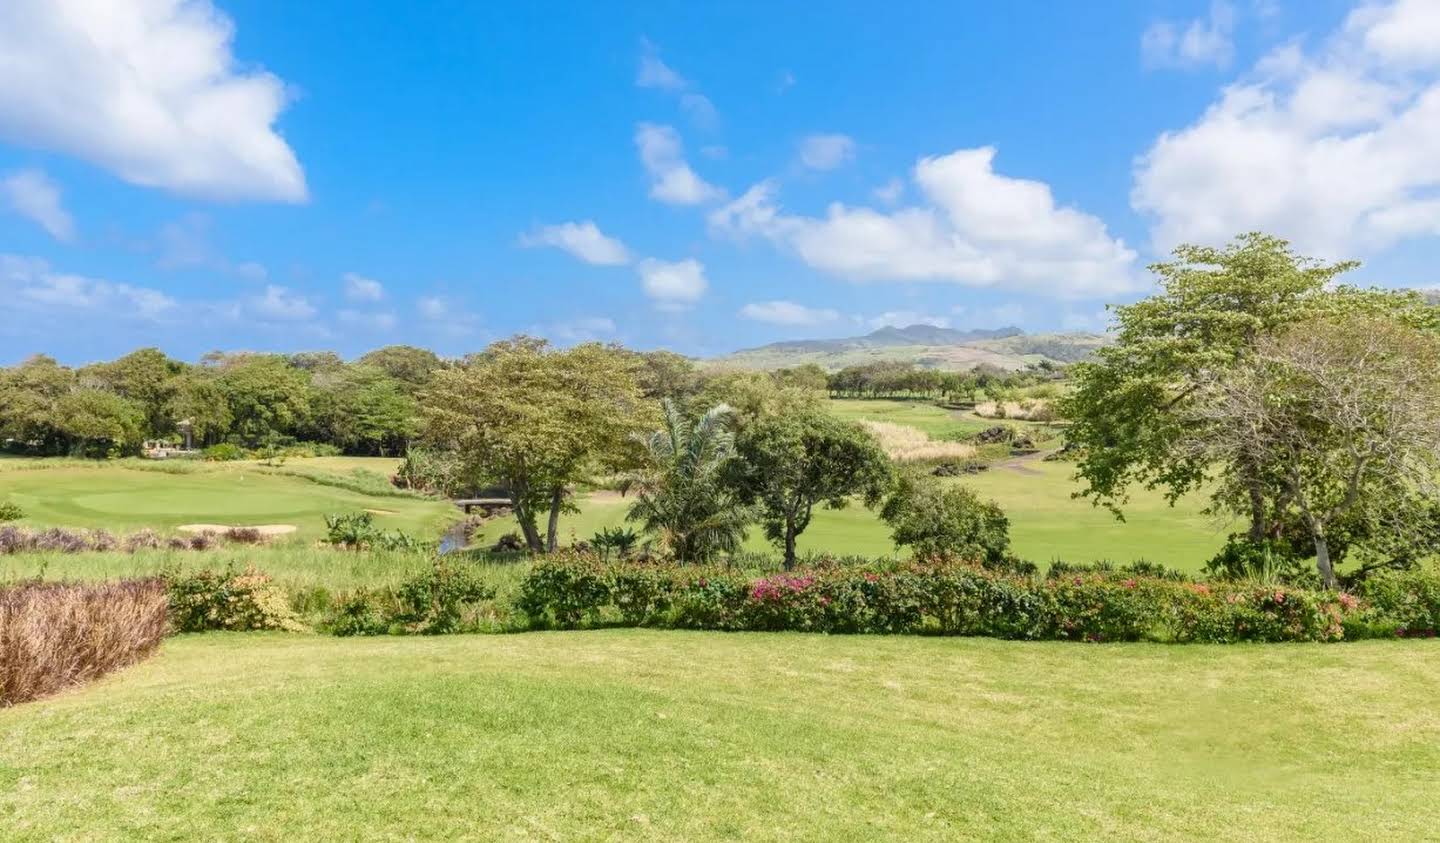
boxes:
[710,325,1109,372]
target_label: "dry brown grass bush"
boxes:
[859,421,978,463]
[0,579,167,706]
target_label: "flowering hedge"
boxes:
[517,556,1369,643]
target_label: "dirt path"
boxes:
[990,449,1055,476]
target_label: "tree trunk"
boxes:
[783,522,797,571]
[510,484,544,552]
[1314,532,1337,590]
[1247,482,1267,543]
[545,486,564,553]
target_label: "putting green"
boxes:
[0,464,455,540]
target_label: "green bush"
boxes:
[0,502,22,522]
[326,560,496,635]
[164,565,306,632]
[1353,569,1440,637]
[880,476,1011,565]
[513,555,1361,643]
[202,443,247,462]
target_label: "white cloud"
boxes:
[337,309,396,331]
[1133,0,1440,256]
[864,311,951,331]
[343,272,385,302]
[636,43,718,129]
[635,123,722,205]
[550,316,618,343]
[416,295,479,336]
[1,169,74,241]
[1142,1,1237,70]
[777,70,797,93]
[710,147,1138,298]
[872,178,904,205]
[0,254,176,319]
[0,0,306,202]
[799,134,856,171]
[249,285,315,321]
[638,257,707,309]
[637,53,687,92]
[519,220,630,265]
[739,300,840,326]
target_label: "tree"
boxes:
[85,348,183,437]
[631,350,699,402]
[1181,316,1440,587]
[880,474,1010,564]
[1062,232,1431,542]
[691,370,823,431]
[422,338,649,552]
[54,389,146,457]
[624,401,750,563]
[164,374,232,446]
[727,410,891,568]
[216,355,312,444]
[310,366,417,455]
[357,345,443,394]
[0,355,75,452]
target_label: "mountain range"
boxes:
[710,324,1109,372]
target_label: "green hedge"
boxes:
[517,555,1393,643]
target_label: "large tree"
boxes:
[1063,232,1433,543]
[727,409,891,568]
[310,365,417,455]
[0,355,75,452]
[422,338,649,552]
[216,355,313,444]
[1183,316,1440,587]
[84,348,183,437]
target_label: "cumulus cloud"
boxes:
[0,254,176,320]
[1133,0,1440,256]
[739,300,840,326]
[519,220,630,265]
[872,178,904,205]
[343,272,385,302]
[709,147,1137,298]
[249,285,315,321]
[1,169,74,241]
[1141,1,1237,70]
[635,123,723,205]
[799,134,856,171]
[638,257,708,309]
[0,0,306,202]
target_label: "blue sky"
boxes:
[1,0,1437,364]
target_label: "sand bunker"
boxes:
[177,524,298,536]
[363,508,396,515]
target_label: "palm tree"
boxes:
[624,400,750,563]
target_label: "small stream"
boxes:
[437,520,470,555]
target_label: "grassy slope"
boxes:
[2,631,1437,841]
[826,398,1005,439]
[0,458,451,540]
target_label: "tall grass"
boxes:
[859,421,978,463]
[0,579,168,706]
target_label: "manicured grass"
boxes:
[472,460,1228,572]
[2,631,1437,840]
[0,459,454,540]
[827,397,1003,440]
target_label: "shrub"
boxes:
[513,556,1363,643]
[1,579,168,706]
[881,475,1010,564]
[164,565,306,633]
[222,527,265,545]
[0,502,22,523]
[326,560,496,635]
[1353,568,1440,637]
[202,443,247,462]
[324,511,377,549]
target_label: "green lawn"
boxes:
[473,460,1229,572]
[3,631,1437,840]
[0,459,454,541]
[827,397,1004,440]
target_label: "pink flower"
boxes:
[1273,590,1286,604]
[1124,578,1137,589]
